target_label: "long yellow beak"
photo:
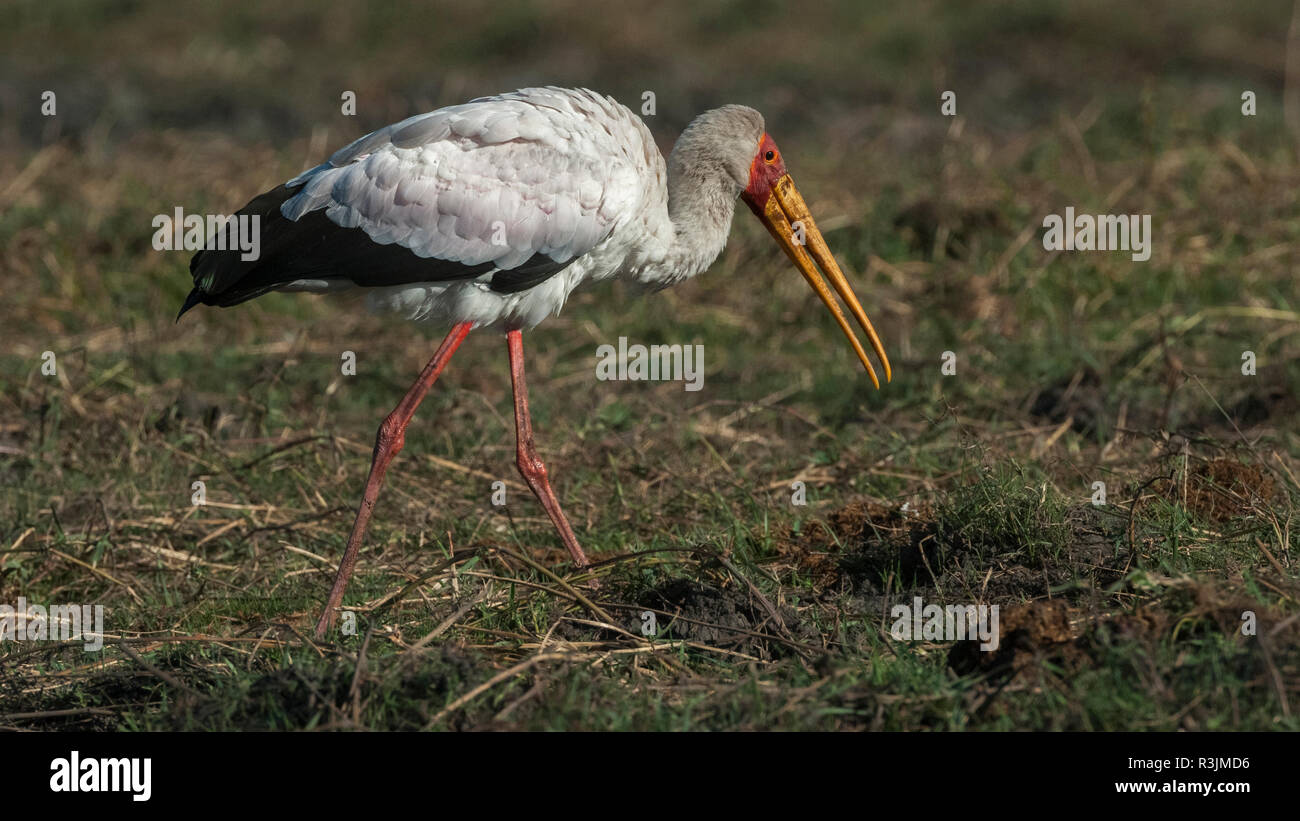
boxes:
[755,175,891,388]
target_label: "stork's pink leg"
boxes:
[314,321,473,639]
[507,329,590,569]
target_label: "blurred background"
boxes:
[2,0,1295,410]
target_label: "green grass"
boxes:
[1,0,1298,730]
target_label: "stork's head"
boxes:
[670,105,890,388]
[668,105,767,197]
[737,126,891,389]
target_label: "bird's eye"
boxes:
[764,150,776,163]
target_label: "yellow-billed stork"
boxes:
[180,87,890,639]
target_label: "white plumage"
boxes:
[279,88,676,329]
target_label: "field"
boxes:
[1,0,1298,731]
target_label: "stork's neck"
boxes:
[635,147,742,288]
[671,169,739,271]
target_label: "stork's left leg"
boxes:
[313,321,472,640]
[506,329,590,569]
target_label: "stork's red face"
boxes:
[740,133,891,389]
[741,133,788,209]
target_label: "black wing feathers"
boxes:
[180,183,575,318]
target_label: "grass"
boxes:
[1,0,1298,730]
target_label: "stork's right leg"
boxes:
[506,329,590,570]
[313,321,473,640]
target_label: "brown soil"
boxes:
[1183,459,1277,523]
[778,497,1127,604]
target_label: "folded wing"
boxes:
[184,88,643,315]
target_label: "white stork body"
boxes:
[253,88,733,329]
[182,87,890,640]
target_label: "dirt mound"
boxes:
[774,499,939,591]
[948,599,1087,676]
[1183,459,1276,523]
[947,600,1170,680]
[947,582,1297,686]
[783,497,1127,604]
[633,577,807,660]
